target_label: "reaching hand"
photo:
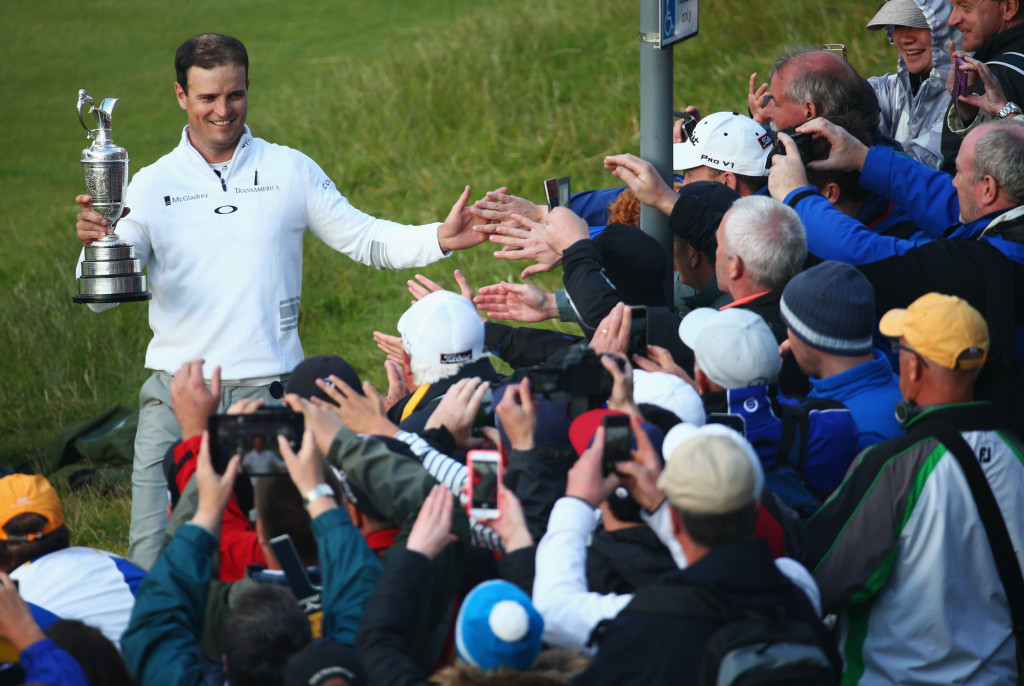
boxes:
[278,429,335,518]
[191,430,241,533]
[478,484,534,552]
[0,572,45,653]
[488,223,563,279]
[494,377,537,451]
[603,153,678,214]
[373,331,406,367]
[529,206,589,257]
[473,281,556,323]
[406,484,458,560]
[425,376,490,449]
[437,185,484,252]
[748,72,769,125]
[407,269,476,305]
[565,427,621,508]
[589,302,631,356]
[170,360,221,439]
[471,190,547,225]
[631,344,695,386]
[313,376,399,438]
[672,105,702,143]
[226,398,266,415]
[282,393,345,456]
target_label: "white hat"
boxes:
[397,290,485,366]
[673,112,774,176]
[678,308,781,389]
[631,369,706,426]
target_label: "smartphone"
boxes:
[673,110,698,142]
[953,56,969,128]
[543,176,571,210]
[628,305,648,358]
[467,449,502,519]
[208,409,304,476]
[602,414,632,477]
[706,412,747,437]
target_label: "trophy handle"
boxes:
[77,90,95,139]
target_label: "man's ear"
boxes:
[686,243,702,269]
[821,181,842,205]
[174,82,187,110]
[1000,0,1020,21]
[344,499,365,531]
[694,367,710,396]
[805,101,820,121]
[728,254,745,282]
[980,174,1000,208]
[719,171,740,193]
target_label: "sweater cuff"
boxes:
[555,289,577,323]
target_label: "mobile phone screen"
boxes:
[470,457,500,512]
[208,410,303,476]
[602,414,631,476]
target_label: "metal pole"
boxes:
[639,0,674,307]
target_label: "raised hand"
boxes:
[473,281,556,323]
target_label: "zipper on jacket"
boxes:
[213,169,227,192]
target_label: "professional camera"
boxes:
[514,344,622,416]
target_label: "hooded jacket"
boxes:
[868,0,956,168]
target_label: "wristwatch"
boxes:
[996,102,1023,119]
[302,483,334,507]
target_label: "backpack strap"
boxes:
[928,424,1024,684]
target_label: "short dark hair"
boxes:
[677,501,758,548]
[224,585,312,686]
[787,115,872,204]
[46,620,135,686]
[254,476,319,568]
[706,168,769,195]
[0,513,70,572]
[175,33,248,94]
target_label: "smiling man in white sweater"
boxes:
[73,33,485,569]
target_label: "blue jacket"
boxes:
[122,509,380,686]
[711,384,860,497]
[784,145,1024,266]
[20,638,89,686]
[806,351,904,452]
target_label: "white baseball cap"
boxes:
[678,308,781,389]
[632,369,706,426]
[397,290,485,366]
[673,112,773,176]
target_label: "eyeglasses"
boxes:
[892,341,929,368]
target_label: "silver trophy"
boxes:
[74,89,151,303]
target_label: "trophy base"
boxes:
[74,292,152,303]
[75,240,151,304]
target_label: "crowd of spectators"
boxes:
[7,1,1024,684]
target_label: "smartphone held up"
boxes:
[467,449,502,519]
[207,409,304,476]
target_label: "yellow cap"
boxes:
[879,293,989,370]
[0,474,63,541]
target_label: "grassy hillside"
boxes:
[1,0,893,549]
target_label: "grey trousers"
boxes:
[127,370,288,569]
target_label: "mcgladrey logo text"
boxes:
[164,193,209,206]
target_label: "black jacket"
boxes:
[940,22,1024,171]
[585,525,677,595]
[386,357,502,433]
[573,539,839,686]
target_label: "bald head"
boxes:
[765,47,864,130]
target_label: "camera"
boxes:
[769,130,831,166]
[208,408,304,476]
[514,344,621,413]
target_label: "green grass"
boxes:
[1,0,893,547]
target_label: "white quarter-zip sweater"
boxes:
[78,126,447,379]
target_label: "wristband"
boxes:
[302,483,334,507]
